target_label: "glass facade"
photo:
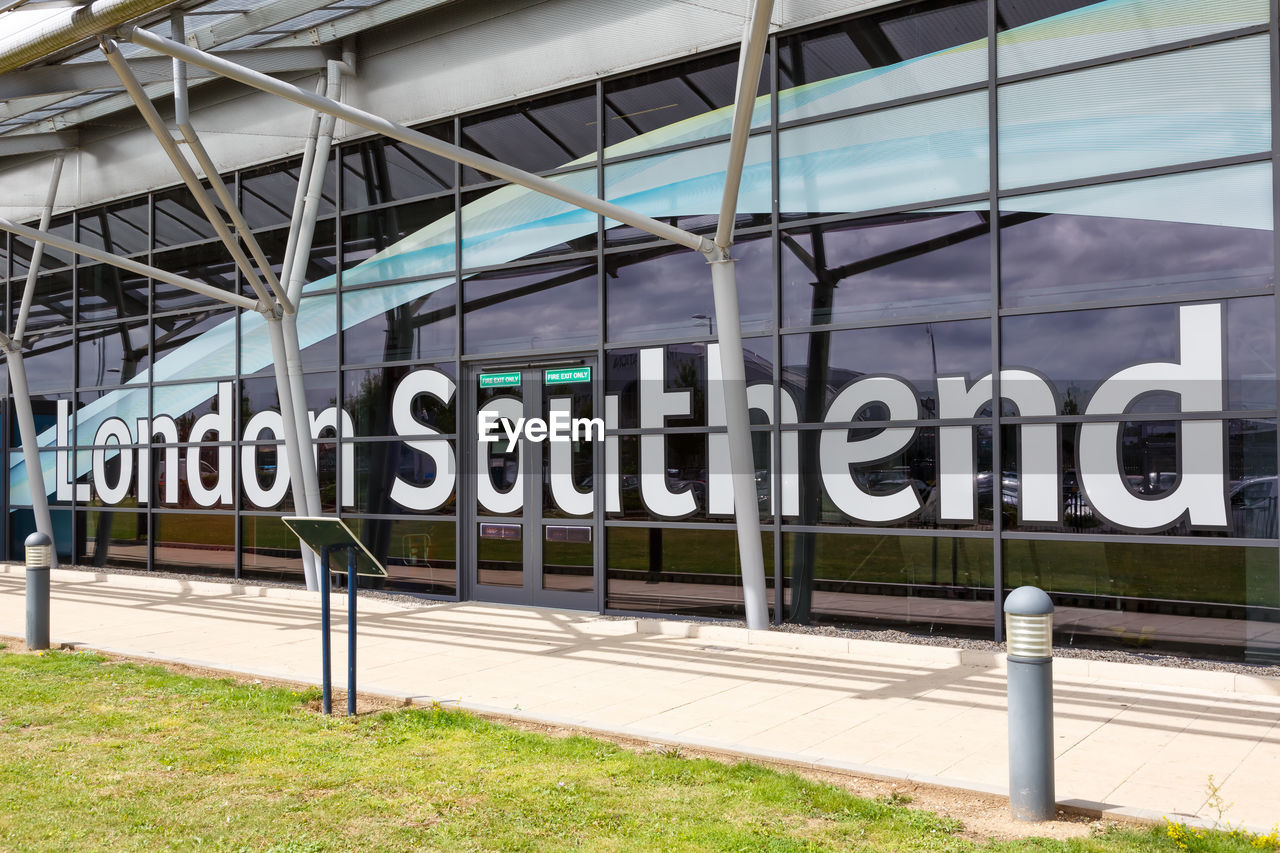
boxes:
[5,0,1278,661]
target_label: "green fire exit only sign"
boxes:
[479,371,521,388]
[545,367,591,385]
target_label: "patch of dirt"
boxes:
[0,636,1132,842]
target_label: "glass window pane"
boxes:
[78,264,149,323]
[151,242,238,313]
[78,320,150,385]
[998,37,1270,191]
[607,234,772,342]
[153,184,220,247]
[77,198,149,256]
[347,517,456,596]
[342,279,457,364]
[241,515,303,582]
[78,510,147,570]
[783,211,990,327]
[154,512,235,576]
[1001,297,1274,413]
[344,363,456,438]
[153,305,237,382]
[1004,417,1277,537]
[781,319,992,422]
[784,532,994,634]
[1004,539,1278,661]
[342,122,454,207]
[1000,164,1273,308]
[462,87,596,183]
[23,328,73,392]
[464,258,598,354]
[349,439,456,516]
[342,196,456,282]
[240,154,335,229]
[11,269,72,331]
[778,1,987,122]
[604,138,770,239]
[605,48,767,151]
[606,527,775,618]
[997,0,1269,78]
[460,169,597,270]
[779,90,988,216]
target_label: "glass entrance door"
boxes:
[468,360,599,609]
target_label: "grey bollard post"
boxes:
[1004,585,1055,822]
[24,532,52,651]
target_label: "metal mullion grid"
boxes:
[998,152,1272,201]
[595,76,608,614]
[776,193,989,233]
[776,523,993,538]
[769,31,785,625]
[457,246,601,279]
[988,0,1003,642]
[453,113,465,602]
[1272,0,1280,643]
[999,411,1278,426]
[779,311,992,336]
[601,329,775,354]
[998,286,1276,318]
[334,132,345,537]
[340,184,455,220]
[600,125,772,172]
[233,168,244,579]
[146,190,155,572]
[1002,530,1277,547]
[337,269,456,299]
[339,433,458,444]
[600,220,775,258]
[69,207,79,550]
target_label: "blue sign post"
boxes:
[283,517,386,716]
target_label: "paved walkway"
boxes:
[2,565,1278,831]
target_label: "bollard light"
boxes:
[24,531,52,651]
[1004,585,1055,822]
[1005,590,1054,659]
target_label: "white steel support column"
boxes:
[5,152,65,566]
[14,154,63,343]
[706,0,775,630]
[4,340,54,566]
[266,313,320,590]
[281,59,344,549]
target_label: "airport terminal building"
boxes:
[0,0,1276,661]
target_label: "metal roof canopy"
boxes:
[0,0,448,140]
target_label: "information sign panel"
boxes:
[282,517,387,576]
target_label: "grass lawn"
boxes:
[0,647,1272,853]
